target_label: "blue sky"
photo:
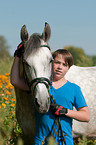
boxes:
[0,0,96,56]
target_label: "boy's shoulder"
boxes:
[67,80,80,90]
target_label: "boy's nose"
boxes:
[58,63,62,68]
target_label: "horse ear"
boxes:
[20,25,29,43]
[42,22,51,42]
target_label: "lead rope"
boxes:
[58,117,67,145]
[50,77,67,145]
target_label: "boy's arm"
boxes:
[10,56,29,91]
[50,103,90,122]
[66,106,90,122]
[10,43,29,91]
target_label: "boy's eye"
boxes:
[63,63,68,66]
[55,62,60,64]
[54,61,60,64]
[63,63,67,66]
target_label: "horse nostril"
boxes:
[35,98,40,108]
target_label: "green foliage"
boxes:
[0,49,11,59]
[0,35,13,75]
[0,36,9,51]
[64,46,94,67]
[76,55,93,67]
[78,135,88,145]
[0,35,11,59]
[48,136,57,145]
[17,137,24,145]
[91,56,96,66]
[0,57,13,75]
[74,135,96,145]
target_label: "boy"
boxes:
[11,47,90,145]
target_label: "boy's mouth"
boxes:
[56,70,62,74]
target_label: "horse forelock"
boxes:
[24,33,42,59]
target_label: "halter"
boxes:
[40,45,51,50]
[22,45,52,93]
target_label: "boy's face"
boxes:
[53,54,69,80]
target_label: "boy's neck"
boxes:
[52,77,67,89]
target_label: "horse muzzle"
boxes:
[30,77,51,113]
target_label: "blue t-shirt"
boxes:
[33,81,87,145]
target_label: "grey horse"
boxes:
[65,65,96,139]
[13,23,52,144]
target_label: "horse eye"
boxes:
[23,60,31,67]
[50,58,53,63]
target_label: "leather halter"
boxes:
[29,45,52,91]
[23,45,52,92]
[40,45,51,50]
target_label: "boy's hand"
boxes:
[50,103,68,116]
[14,42,24,57]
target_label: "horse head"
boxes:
[20,23,52,113]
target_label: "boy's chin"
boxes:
[55,75,63,80]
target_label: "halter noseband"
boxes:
[29,77,52,90]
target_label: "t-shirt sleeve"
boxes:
[74,86,87,110]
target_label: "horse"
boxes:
[14,23,52,144]
[65,65,96,139]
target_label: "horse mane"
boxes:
[24,33,42,58]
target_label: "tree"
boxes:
[0,36,9,50]
[0,35,10,59]
[92,56,96,66]
[64,46,93,67]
